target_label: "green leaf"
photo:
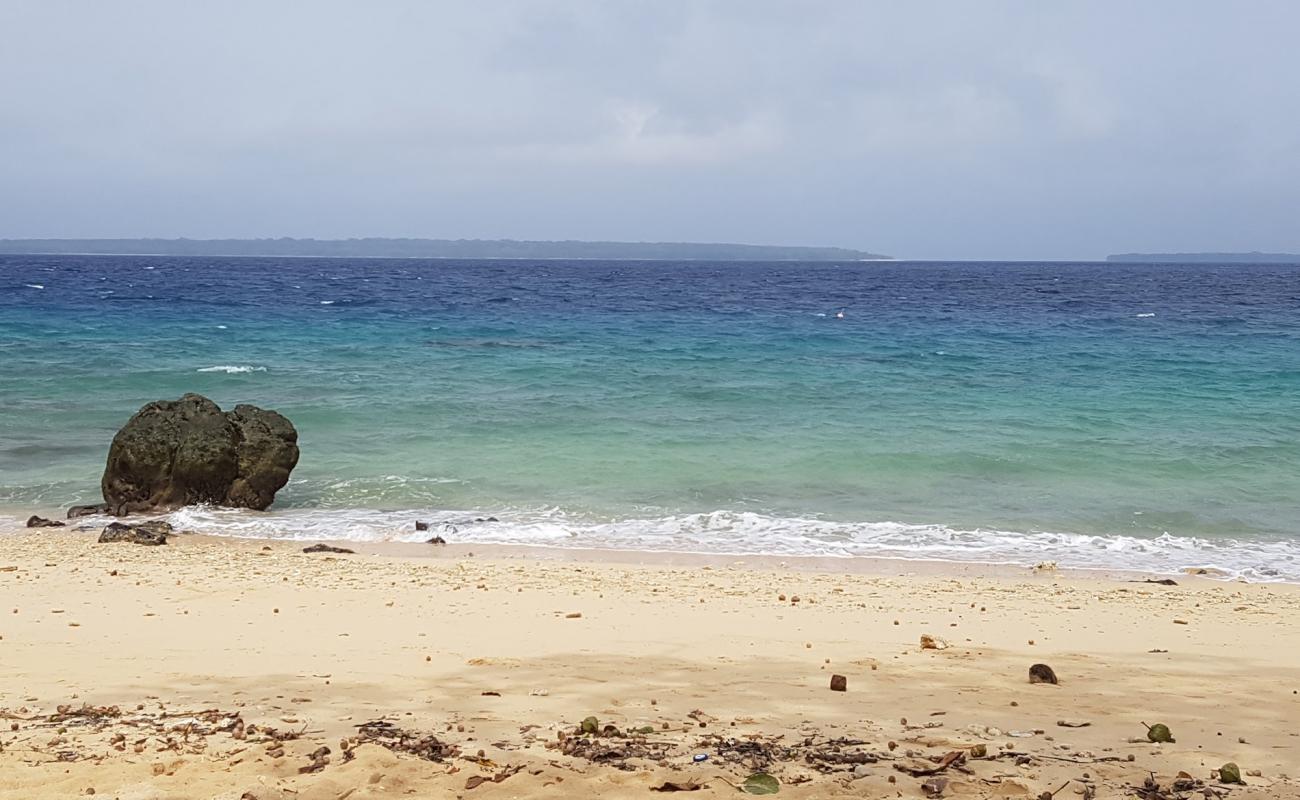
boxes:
[1145,723,1175,743]
[1219,763,1244,784]
[580,716,599,735]
[741,773,779,795]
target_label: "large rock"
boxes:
[99,394,298,515]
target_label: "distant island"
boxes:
[1107,251,1300,263]
[0,237,889,261]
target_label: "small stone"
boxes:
[1028,663,1058,684]
[829,674,847,692]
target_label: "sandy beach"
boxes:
[0,528,1296,799]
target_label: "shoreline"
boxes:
[3,528,1299,798]
[4,507,1289,585]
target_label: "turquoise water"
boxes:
[2,255,1299,578]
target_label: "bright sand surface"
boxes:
[3,529,1299,799]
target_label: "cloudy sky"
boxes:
[2,1,1297,259]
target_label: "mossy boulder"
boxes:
[98,394,298,515]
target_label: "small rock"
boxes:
[67,503,110,519]
[920,634,950,650]
[426,536,447,545]
[1029,663,1058,685]
[829,674,847,692]
[26,516,65,528]
[302,544,355,554]
[415,520,429,531]
[97,520,172,546]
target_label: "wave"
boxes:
[36,505,1295,583]
[196,365,267,374]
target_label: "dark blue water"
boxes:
[3,255,1299,579]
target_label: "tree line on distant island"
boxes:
[1107,252,1300,263]
[0,238,888,262]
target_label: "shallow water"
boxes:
[2,255,1298,579]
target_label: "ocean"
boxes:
[2,254,1298,580]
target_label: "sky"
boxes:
[1,1,1298,260]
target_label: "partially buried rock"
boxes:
[98,394,298,516]
[427,536,447,545]
[97,520,172,546]
[26,516,66,528]
[302,544,355,554]
[67,503,110,519]
[1029,663,1058,685]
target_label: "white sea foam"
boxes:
[1136,313,1156,317]
[24,284,44,290]
[196,365,267,374]
[150,506,1300,583]
[319,300,335,305]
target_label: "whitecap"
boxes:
[152,506,1300,583]
[195,365,267,374]
[319,300,335,305]
[1136,313,1156,318]
[216,325,228,330]
[24,284,44,290]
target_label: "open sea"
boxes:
[2,254,1299,580]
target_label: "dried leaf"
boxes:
[652,780,705,792]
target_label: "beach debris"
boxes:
[921,776,949,797]
[565,612,583,619]
[97,520,172,546]
[580,716,600,735]
[829,674,847,692]
[415,520,429,531]
[1143,722,1175,743]
[652,780,705,792]
[692,753,709,762]
[1131,578,1178,586]
[426,536,447,544]
[895,750,966,777]
[465,765,522,790]
[302,543,355,554]
[297,745,330,773]
[1057,719,1091,728]
[355,720,459,761]
[1218,762,1244,784]
[969,744,987,758]
[1131,772,1209,799]
[919,634,949,650]
[1029,663,1058,684]
[740,772,780,795]
[26,516,65,528]
[1033,561,1058,572]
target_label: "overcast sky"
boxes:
[2,2,1297,259]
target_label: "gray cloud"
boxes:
[1,0,1297,258]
